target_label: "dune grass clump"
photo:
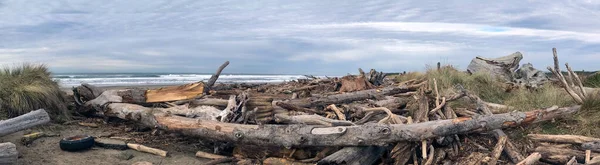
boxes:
[394,65,573,112]
[0,63,70,121]
[573,93,600,136]
[583,72,600,88]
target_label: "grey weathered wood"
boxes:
[89,94,580,147]
[535,146,600,164]
[516,152,541,165]
[582,141,600,152]
[0,109,50,137]
[204,61,230,94]
[289,82,425,108]
[317,146,384,165]
[0,142,18,165]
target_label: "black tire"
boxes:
[60,135,95,152]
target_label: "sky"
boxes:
[1,0,599,75]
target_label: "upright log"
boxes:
[0,109,51,137]
[204,61,230,94]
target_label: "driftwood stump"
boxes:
[0,143,17,165]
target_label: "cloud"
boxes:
[0,0,599,75]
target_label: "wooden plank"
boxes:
[145,82,205,103]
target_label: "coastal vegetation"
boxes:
[0,63,70,121]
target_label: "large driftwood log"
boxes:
[0,142,17,165]
[0,109,51,137]
[527,134,600,144]
[316,146,384,165]
[87,89,580,147]
[289,82,425,108]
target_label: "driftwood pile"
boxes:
[69,48,598,165]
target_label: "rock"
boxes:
[132,161,152,165]
[467,52,523,81]
[95,138,128,150]
[513,63,549,89]
[114,151,134,160]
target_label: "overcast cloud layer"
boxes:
[1,0,599,75]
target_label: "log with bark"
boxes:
[84,89,581,147]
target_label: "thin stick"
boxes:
[127,143,167,157]
[434,78,440,106]
[424,145,435,165]
[429,97,447,114]
[566,156,578,165]
[326,104,346,121]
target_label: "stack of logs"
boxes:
[71,48,598,165]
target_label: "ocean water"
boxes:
[52,73,311,88]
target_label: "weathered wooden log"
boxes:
[586,150,592,164]
[289,82,425,108]
[190,98,229,107]
[528,134,600,144]
[127,143,168,157]
[535,146,599,163]
[273,114,354,126]
[516,152,541,165]
[87,91,581,148]
[204,61,230,94]
[275,101,324,115]
[0,142,18,165]
[316,146,384,165]
[195,150,228,159]
[582,141,600,152]
[0,109,50,137]
[488,135,507,165]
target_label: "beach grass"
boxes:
[392,65,598,136]
[0,63,71,121]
